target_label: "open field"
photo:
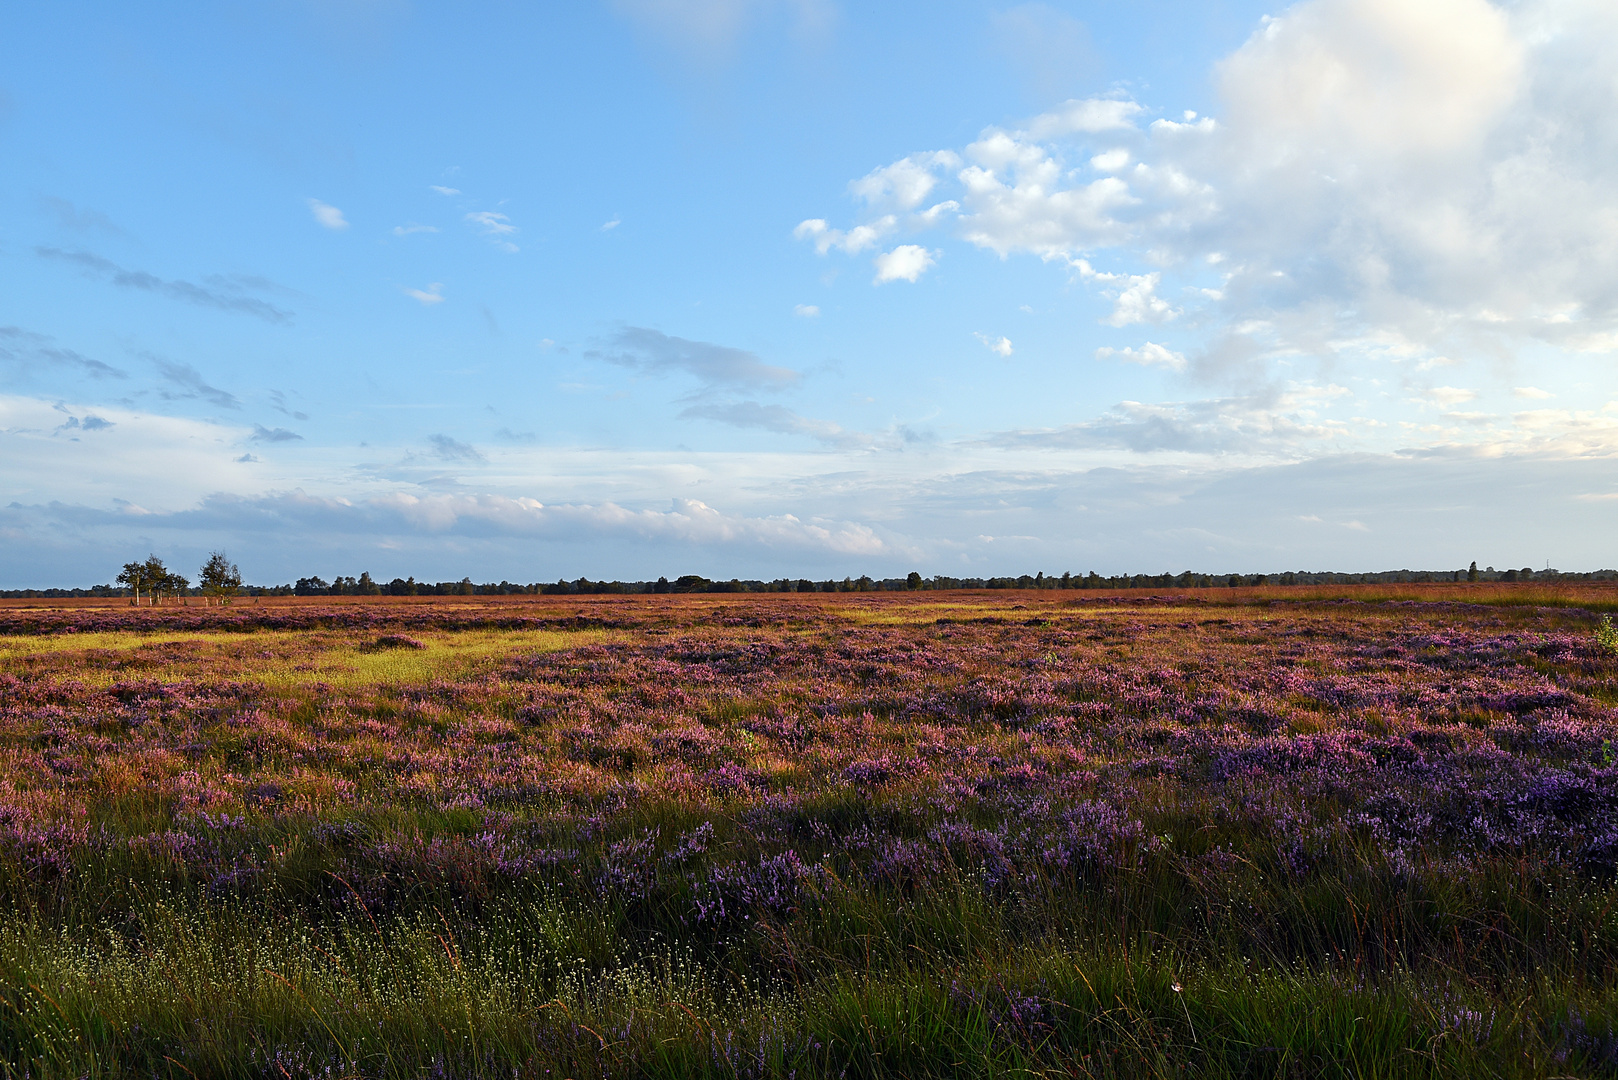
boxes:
[2,588,1618,1077]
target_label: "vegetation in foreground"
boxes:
[2,590,1618,1077]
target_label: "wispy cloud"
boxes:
[794,304,820,318]
[601,216,622,231]
[152,358,241,409]
[465,211,518,251]
[680,400,866,448]
[427,433,484,462]
[392,223,439,236]
[404,283,445,305]
[429,185,461,196]
[250,424,303,443]
[1413,386,1479,408]
[982,390,1342,456]
[268,389,309,421]
[35,248,293,324]
[0,326,125,380]
[307,198,349,230]
[37,196,125,236]
[589,327,800,390]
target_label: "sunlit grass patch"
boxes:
[0,627,622,689]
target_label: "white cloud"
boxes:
[1090,148,1130,172]
[849,151,961,211]
[466,211,519,251]
[797,0,1618,382]
[1096,342,1187,371]
[794,216,895,255]
[1416,386,1479,407]
[1074,262,1177,326]
[392,223,438,236]
[1514,386,1553,399]
[466,211,515,235]
[873,245,937,284]
[601,216,622,230]
[429,185,461,196]
[794,304,820,318]
[975,333,1013,357]
[1024,97,1144,138]
[405,283,445,305]
[307,199,349,230]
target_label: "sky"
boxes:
[3,0,1617,587]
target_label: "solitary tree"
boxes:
[1468,561,1479,582]
[199,551,242,605]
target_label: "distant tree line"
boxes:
[4,561,1615,599]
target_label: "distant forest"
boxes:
[6,563,1617,599]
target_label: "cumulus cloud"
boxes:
[873,245,937,284]
[794,216,895,255]
[589,327,799,390]
[35,249,294,324]
[307,199,349,230]
[1096,342,1187,371]
[797,0,1618,379]
[1515,386,1554,399]
[849,151,962,212]
[1074,261,1177,326]
[975,333,1013,357]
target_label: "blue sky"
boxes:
[3,0,1617,586]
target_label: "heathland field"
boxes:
[3,588,1618,1077]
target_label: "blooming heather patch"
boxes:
[1,591,1618,1075]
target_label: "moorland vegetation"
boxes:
[1,587,1617,1076]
